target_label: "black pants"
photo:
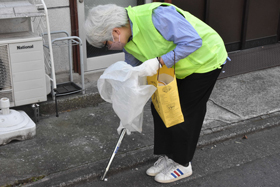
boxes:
[151,67,222,165]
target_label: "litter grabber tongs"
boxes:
[100,128,127,181]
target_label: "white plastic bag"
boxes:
[97,58,159,134]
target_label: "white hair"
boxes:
[84,4,128,48]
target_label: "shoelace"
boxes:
[161,161,178,175]
[153,156,166,167]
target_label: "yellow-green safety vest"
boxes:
[124,2,228,79]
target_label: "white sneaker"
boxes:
[146,156,173,176]
[154,162,193,183]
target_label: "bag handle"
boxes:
[157,50,176,81]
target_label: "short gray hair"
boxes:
[84,4,128,48]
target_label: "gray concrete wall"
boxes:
[44,0,72,74]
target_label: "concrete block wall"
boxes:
[0,18,31,34]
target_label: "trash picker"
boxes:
[100,128,127,181]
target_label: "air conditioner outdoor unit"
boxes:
[0,31,49,107]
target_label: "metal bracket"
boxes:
[32,104,40,122]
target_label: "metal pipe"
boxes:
[41,0,57,91]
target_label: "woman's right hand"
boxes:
[158,57,165,66]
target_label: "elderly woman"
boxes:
[85,2,229,184]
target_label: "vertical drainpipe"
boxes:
[70,0,81,74]
[241,0,250,50]
[277,11,280,42]
[204,0,210,24]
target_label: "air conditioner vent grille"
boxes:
[0,45,13,101]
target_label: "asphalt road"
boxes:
[72,125,280,187]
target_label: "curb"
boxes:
[12,91,104,119]
[24,111,280,187]
[40,92,103,116]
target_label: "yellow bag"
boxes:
[147,64,184,128]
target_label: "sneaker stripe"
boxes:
[177,168,184,175]
[171,173,177,178]
[174,170,181,177]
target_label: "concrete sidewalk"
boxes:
[1,66,280,187]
